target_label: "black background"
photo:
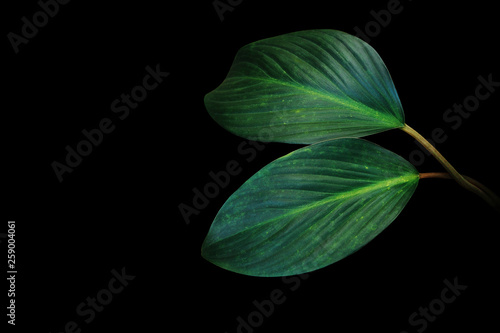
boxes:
[4,0,499,332]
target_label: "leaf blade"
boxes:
[205,29,404,144]
[201,139,418,277]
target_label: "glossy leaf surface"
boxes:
[202,139,418,276]
[205,29,404,144]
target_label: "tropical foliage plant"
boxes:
[201,30,500,277]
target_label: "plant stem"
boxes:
[420,172,500,207]
[419,172,452,180]
[402,124,500,212]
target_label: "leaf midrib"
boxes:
[224,75,400,127]
[207,172,417,246]
[267,173,416,220]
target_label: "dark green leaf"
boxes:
[205,29,404,144]
[202,139,418,276]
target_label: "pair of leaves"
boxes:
[202,30,415,277]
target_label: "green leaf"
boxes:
[205,29,404,144]
[202,139,418,277]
